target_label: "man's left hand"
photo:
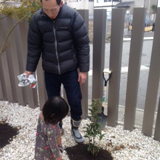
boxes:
[78,72,87,85]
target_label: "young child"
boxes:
[35,96,69,160]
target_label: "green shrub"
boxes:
[0,0,41,21]
[84,99,105,156]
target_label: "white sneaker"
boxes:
[71,128,84,143]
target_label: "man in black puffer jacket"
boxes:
[24,0,89,144]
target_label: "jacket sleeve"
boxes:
[72,11,90,72]
[26,14,42,72]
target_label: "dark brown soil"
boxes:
[65,144,113,160]
[0,122,19,148]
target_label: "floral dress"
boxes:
[35,116,62,160]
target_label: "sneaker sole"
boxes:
[71,130,84,143]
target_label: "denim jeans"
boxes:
[44,70,82,121]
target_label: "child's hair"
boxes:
[42,96,69,125]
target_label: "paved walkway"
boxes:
[88,100,157,129]
[123,31,154,41]
[118,105,157,129]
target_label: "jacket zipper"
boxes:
[53,21,61,74]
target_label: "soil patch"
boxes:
[0,122,19,148]
[65,144,113,160]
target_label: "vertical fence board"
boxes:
[92,9,106,103]
[0,52,12,101]
[0,17,15,102]
[77,10,89,119]
[0,56,7,100]
[6,17,26,105]
[124,8,146,130]
[37,59,47,110]
[14,22,28,105]
[0,81,2,100]
[5,17,19,102]
[18,20,38,108]
[142,8,160,136]
[154,98,160,141]
[18,21,29,106]
[107,9,125,127]
[0,16,7,100]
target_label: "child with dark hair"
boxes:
[35,96,69,160]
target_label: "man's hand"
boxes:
[78,72,87,85]
[24,71,32,77]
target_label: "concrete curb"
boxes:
[123,37,154,42]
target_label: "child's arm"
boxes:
[56,135,63,153]
[56,155,62,160]
[47,127,61,159]
[56,135,61,146]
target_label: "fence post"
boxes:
[77,9,89,119]
[92,9,106,103]
[0,16,7,100]
[0,17,16,102]
[142,8,160,136]
[7,17,28,105]
[14,21,28,105]
[37,59,47,110]
[107,9,125,127]
[154,97,160,141]
[18,19,38,108]
[124,8,146,130]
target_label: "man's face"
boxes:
[41,0,63,19]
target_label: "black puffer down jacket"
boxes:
[26,5,90,74]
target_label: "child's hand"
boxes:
[56,135,61,146]
[56,155,62,160]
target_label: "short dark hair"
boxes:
[40,0,61,5]
[42,96,69,125]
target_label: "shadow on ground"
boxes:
[0,122,19,148]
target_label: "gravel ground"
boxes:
[0,101,160,160]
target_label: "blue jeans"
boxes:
[44,70,82,121]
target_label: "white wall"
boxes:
[66,0,89,9]
[66,0,94,16]
[158,0,160,7]
[94,0,119,7]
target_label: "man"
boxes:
[24,0,89,144]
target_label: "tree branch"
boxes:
[0,15,27,56]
